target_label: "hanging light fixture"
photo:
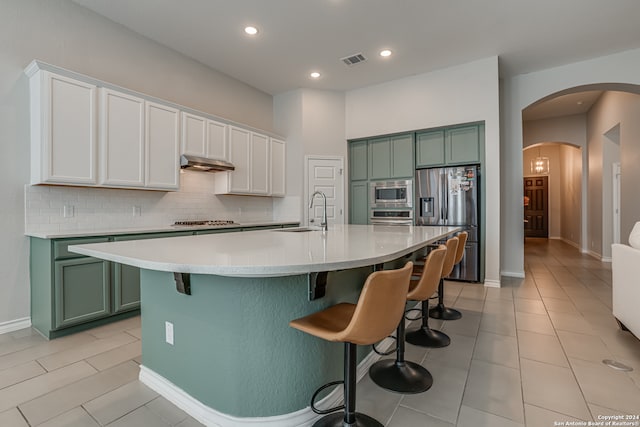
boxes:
[531,147,549,175]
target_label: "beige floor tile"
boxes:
[106,406,171,427]
[587,402,636,420]
[548,311,598,336]
[598,330,640,360]
[440,312,482,338]
[462,359,524,423]
[511,286,541,300]
[556,330,613,363]
[524,403,589,425]
[520,358,592,420]
[514,298,547,315]
[175,418,205,427]
[538,286,570,300]
[0,361,97,413]
[569,357,640,415]
[86,317,142,340]
[473,330,519,369]
[145,396,188,426]
[125,327,142,339]
[515,312,556,336]
[86,341,142,371]
[424,333,476,371]
[0,360,46,389]
[457,284,487,300]
[400,360,468,424]
[479,312,517,337]
[482,299,515,315]
[19,361,139,426]
[457,405,524,427]
[37,407,100,427]
[0,334,46,357]
[517,330,569,367]
[0,332,97,372]
[543,297,578,312]
[387,405,454,427]
[571,296,612,315]
[83,380,157,425]
[452,297,485,312]
[0,408,28,427]
[484,287,514,301]
[37,332,137,372]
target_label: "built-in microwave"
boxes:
[369,180,413,208]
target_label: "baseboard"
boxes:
[586,250,612,262]
[559,238,581,250]
[501,271,525,279]
[483,279,501,288]
[0,317,31,335]
[139,328,398,426]
[601,256,612,263]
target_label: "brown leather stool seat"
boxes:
[368,245,447,393]
[289,262,413,427]
[406,238,458,348]
[429,231,467,321]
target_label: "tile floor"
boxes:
[1,238,639,426]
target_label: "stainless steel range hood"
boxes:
[180,155,235,172]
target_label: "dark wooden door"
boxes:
[524,176,548,238]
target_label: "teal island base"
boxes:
[137,263,410,425]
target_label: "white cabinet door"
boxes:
[181,112,206,157]
[270,138,286,197]
[32,71,98,185]
[206,120,227,160]
[228,126,251,193]
[146,101,180,190]
[99,88,145,187]
[251,133,269,195]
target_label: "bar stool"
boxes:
[289,262,413,427]
[429,231,467,321]
[369,245,447,393]
[406,239,457,348]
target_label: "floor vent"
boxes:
[341,53,367,66]
[602,359,633,371]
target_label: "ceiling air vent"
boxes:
[341,53,367,66]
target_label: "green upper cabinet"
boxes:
[368,134,414,179]
[349,140,368,181]
[416,130,446,168]
[447,124,482,164]
[416,124,483,168]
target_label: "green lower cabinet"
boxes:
[54,257,111,328]
[350,181,369,224]
[112,263,141,313]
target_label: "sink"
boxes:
[273,226,323,232]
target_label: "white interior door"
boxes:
[306,157,345,226]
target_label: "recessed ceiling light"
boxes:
[380,49,392,57]
[310,72,321,79]
[244,26,258,35]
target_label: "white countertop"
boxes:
[25,221,299,239]
[69,224,460,277]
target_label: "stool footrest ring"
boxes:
[311,380,344,415]
[371,335,397,356]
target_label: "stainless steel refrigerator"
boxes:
[415,165,480,282]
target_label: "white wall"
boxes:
[345,57,501,286]
[559,145,583,247]
[0,0,275,326]
[501,47,640,277]
[273,89,346,225]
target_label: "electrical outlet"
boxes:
[63,205,74,218]
[133,206,142,217]
[165,321,174,345]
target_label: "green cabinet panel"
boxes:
[416,130,446,167]
[350,181,369,224]
[447,125,481,164]
[196,228,239,235]
[368,134,414,179]
[54,257,110,328]
[390,134,414,178]
[54,237,110,260]
[349,141,368,181]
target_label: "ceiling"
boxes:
[522,91,603,121]
[72,0,640,97]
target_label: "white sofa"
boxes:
[612,234,640,338]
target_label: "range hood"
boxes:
[180,155,235,172]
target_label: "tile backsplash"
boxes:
[24,171,297,234]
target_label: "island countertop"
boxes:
[69,224,460,277]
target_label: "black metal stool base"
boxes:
[405,327,451,348]
[313,411,383,427]
[369,359,433,394]
[429,304,462,320]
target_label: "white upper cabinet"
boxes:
[145,102,180,190]
[250,133,269,195]
[29,71,98,185]
[181,112,227,161]
[99,88,145,187]
[270,138,286,197]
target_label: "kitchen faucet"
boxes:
[309,191,328,231]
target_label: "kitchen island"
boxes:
[70,224,459,426]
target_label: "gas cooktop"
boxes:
[172,220,238,227]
